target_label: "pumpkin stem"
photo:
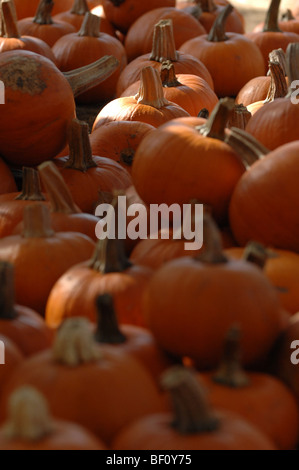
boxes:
[227,104,251,130]
[213,325,250,388]
[207,4,233,42]
[161,366,219,434]
[243,241,269,269]
[263,0,282,33]
[64,119,97,172]
[1,0,20,38]
[281,9,295,21]
[181,4,202,21]
[34,0,54,25]
[53,318,101,366]
[71,0,89,15]
[2,386,54,441]
[89,196,132,273]
[64,55,119,98]
[108,0,125,5]
[0,262,17,320]
[196,98,234,140]
[268,48,286,76]
[78,12,100,37]
[94,294,127,344]
[286,42,299,95]
[198,108,209,119]
[150,19,178,63]
[15,168,45,202]
[135,67,169,109]
[224,128,269,169]
[22,203,54,239]
[160,61,182,88]
[38,161,80,215]
[194,213,228,264]
[197,0,217,12]
[264,60,288,102]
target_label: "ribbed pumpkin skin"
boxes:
[179,34,265,98]
[245,99,299,151]
[0,51,76,167]
[236,76,271,107]
[131,120,245,224]
[142,256,286,369]
[229,141,299,253]
[124,7,206,63]
[102,0,176,34]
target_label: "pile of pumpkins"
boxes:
[0,0,298,450]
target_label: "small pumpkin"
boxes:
[0,386,107,450]
[52,12,127,103]
[0,203,96,315]
[0,318,166,444]
[116,18,214,97]
[112,366,276,450]
[120,60,218,117]
[179,5,265,98]
[93,66,190,129]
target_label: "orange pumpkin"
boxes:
[0,386,107,450]
[116,18,214,97]
[0,318,166,444]
[179,5,265,98]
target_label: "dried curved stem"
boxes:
[263,0,282,33]
[34,0,54,25]
[208,4,233,42]
[94,294,127,344]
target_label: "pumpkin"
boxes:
[27,161,98,242]
[120,61,218,117]
[0,318,166,444]
[229,140,299,253]
[116,18,214,97]
[179,5,265,98]
[245,43,299,151]
[176,0,245,34]
[142,214,287,369]
[54,0,116,36]
[101,0,176,34]
[112,366,276,450]
[254,9,299,36]
[0,0,56,63]
[90,121,155,174]
[0,50,119,167]
[247,0,299,73]
[13,0,75,19]
[225,242,299,316]
[0,167,48,239]
[0,261,53,356]
[94,293,175,381]
[54,119,132,214]
[246,60,288,115]
[0,386,106,450]
[17,0,76,48]
[0,203,96,315]
[52,12,127,103]
[199,325,299,450]
[131,98,246,225]
[45,200,153,329]
[236,48,287,107]
[93,66,190,129]
[124,7,206,63]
